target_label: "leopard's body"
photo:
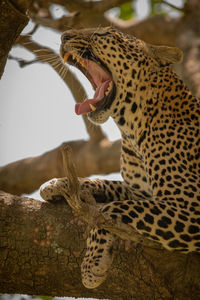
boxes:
[40,27,200,289]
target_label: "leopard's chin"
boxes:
[87,107,111,125]
[60,48,116,124]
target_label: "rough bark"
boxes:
[2,0,200,196]
[0,191,200,300]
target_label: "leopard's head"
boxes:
[60,27,182,125]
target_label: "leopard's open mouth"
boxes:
[61,50,116,116]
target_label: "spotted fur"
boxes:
[40,27,200,289]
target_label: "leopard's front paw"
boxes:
[40,178,68,202]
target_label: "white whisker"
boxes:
[60,65,68,79]
[38,56,59,63]
[22,41,34,45]
[33,49,52,53]
[52,60,62,68]
[37,53,57,58]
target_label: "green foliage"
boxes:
[119,1,135,20]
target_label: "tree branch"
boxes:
[29,11,81,31]
[105,14,180,46]
[0,139,121,195]
[162,0,184,12]
[0,0,28,79]
[51,0,129,14]
[1,191,200,299]
[27,0,129,32]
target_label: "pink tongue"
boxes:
[75,80,111,115]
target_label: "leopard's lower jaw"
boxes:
[87,108,111,125]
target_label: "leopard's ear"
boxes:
[144,43,183,66]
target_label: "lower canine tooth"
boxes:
[89,104,96,111]
[105,81,113,96]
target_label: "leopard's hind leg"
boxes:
[81,228,115,289]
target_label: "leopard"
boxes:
[40,27,200,289]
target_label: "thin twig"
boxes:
[8,55,38,67]
[29,11,80,31]
[162,0,184,12]
[27,24,39,35]
[60,145,97,217]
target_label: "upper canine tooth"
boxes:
[108,81,113,90]
[63,53,70,63]
[89,104,96,112]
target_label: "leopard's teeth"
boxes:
[64,53,86,68]
[63,53,70,63]
[105,81,113,96]
[108,81,113,90]
[89,104,96,112]
[80,58,86,68]
[73,55,86,68]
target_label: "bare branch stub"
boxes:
[60,145,96,213]
[8,55,38,67]
[61,145,81,211]
[61,145,80,196]
[60,145,106,227]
